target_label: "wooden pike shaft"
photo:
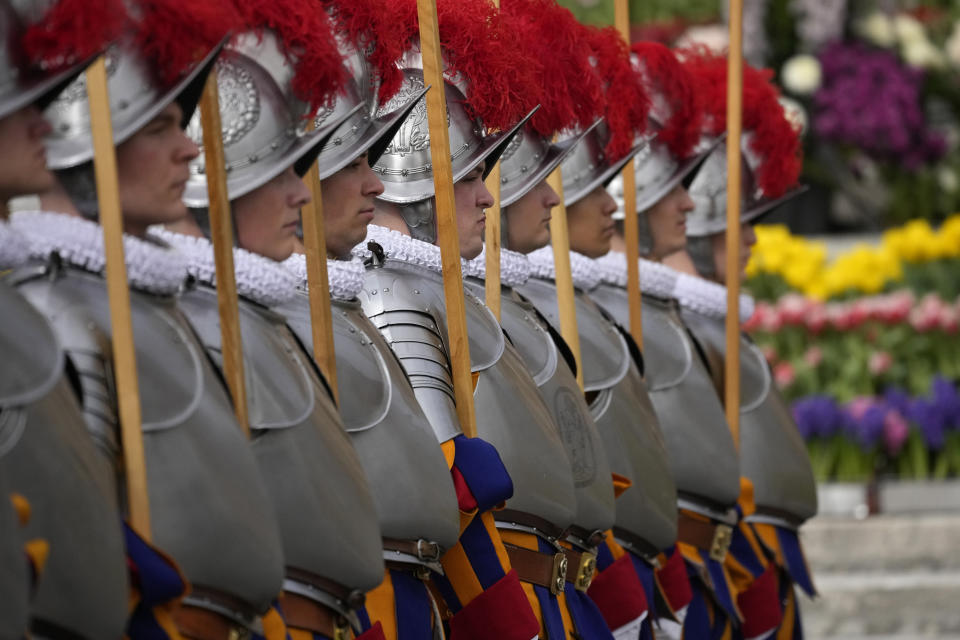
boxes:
[199,73,251,438]
[614,0,643,347]
[86,57,151,537]
[484,0,502,321]
[301,163,339,403]
[547,168,584,390]
[725,0,744,450]
[416,0,478,438]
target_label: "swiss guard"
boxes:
[665,49,819,639]
[157,1,390,637]
[0,0,128,636]
[509,15,687,640]
[10,0,292,636]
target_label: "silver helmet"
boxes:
[313,38,428,181]
[499,119,600,208]
[182,32,361,207]
[685,133,807,239]
[43,31,223,170]
[0,0,97,120]
[559,119,646,208]
[373,49,536,206]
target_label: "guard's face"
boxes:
[644,183,695,261]
[321,152,384,260]
[566,184,618,259]
[504,179,559,254]
[0,105,54,204]
[453,164,493,260]
[710,223,756,283]
[116,102,199,236]
[233,166,310,262]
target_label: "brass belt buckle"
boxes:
[551,552,568,595]
[710,524,733,562]
[333,618,351,640]
[574,551,597,592]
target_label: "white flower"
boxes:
[857,11,896,48]
[676,24,729,55]
[902,38,945,69]
[938,167,959,193]
[781,54,822,96]
[946,21,960,68]
[893,14,926,46]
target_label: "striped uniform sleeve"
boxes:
[429,436,539,640]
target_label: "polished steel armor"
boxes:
[558,121,645,207]
[177,284,386,593]
[0,281,129,638]
[183,32,359,207]
[682,309,818,524]
[14,262,287,614]
[277,292,461,553]
[43,33,222,170]
[516,276,678,554]
[591,285,741,509]
[359,257,503,443]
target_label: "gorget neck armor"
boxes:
[155,230,297,307]
[672,272,755,324]
[526,246,602,292]
[462,246,531,289]
[284,253,366,302]
[12,211,186,295]
[0,220,30,269]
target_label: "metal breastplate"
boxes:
[359,259,504,442]
[515,277,629,392]
[637,295,740,509]
[682,311,818,523]
[15,266,286,613]
[178,287,385,593]
[471,282,616,535]
[1,282,128,637]
[276,294,460,551]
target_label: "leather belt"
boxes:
[282,591,351,640]
[383,537,441,563]
[173,605,251,640]
[285,566,366,610]
[505,543,567,595]
[562,547,598,592]
[566,525,605,548]
[495,509,567,541]
[677,512,733,562]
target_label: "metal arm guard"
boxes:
[277,293,460,552]
[591,284,741,511]
[681,309,818,525]
[14,264,286,614]
[0,280,128,638]
[516,277,679,554]
[177,286,385,594]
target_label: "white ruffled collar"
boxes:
[526,246,602,292]
[593,251,679,300]
[12,211,187,295]
[354,224,444,275]
[672,272,755,323]
[462,247,531,288]
[0,220,31,270]
[283,253,366,302]
[155,229,297,307]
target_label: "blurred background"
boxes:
[558,1,960,636]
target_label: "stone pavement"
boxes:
[799,513,960,638]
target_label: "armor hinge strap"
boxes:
[562,547,598,592]
[676,512,734,563]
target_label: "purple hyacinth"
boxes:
[813,42,947,169]
[852,404,887,451]
[909,398,947,450]
[793,395,843,440]
[931,376,960,429]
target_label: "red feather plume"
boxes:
[321,0,406,104]
[384,0,538,132]
[20,0,127,73]
[582,25,650,160]
[631,41,703,159]
[681,48,801,198]
[499,0,604,138]
[229,0,346,114]
[133,0,242,87]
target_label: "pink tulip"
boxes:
[868,350,893,375]
[803,346,824,368]
[806,302,828,334]
[773,362,796,388]
[778,293,809,326]
[939,307,959,334]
